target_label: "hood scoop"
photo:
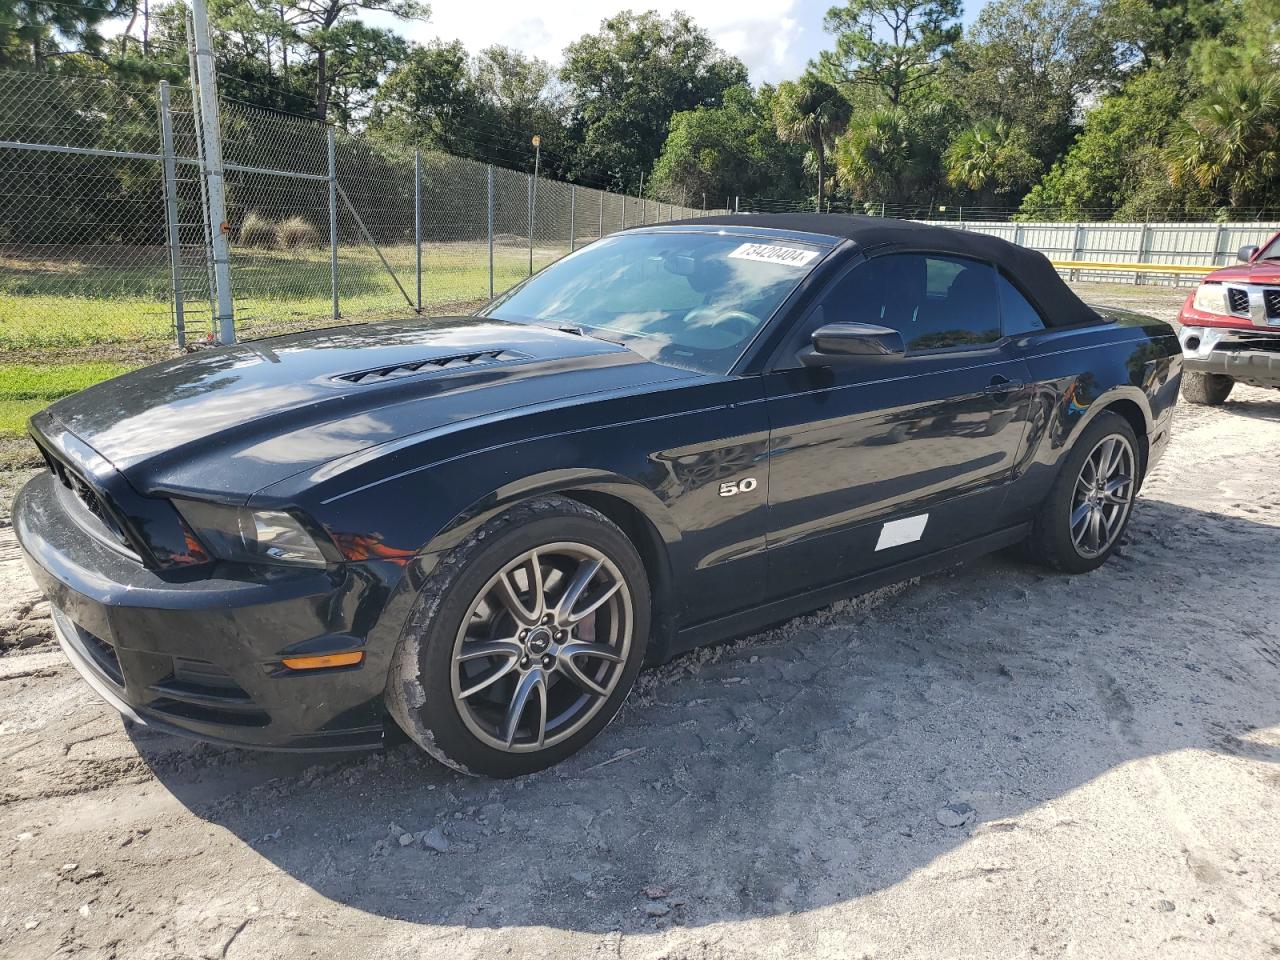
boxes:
[333,349,529,385]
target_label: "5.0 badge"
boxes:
[718,477,759,497]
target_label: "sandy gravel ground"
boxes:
[1,285,1278,959]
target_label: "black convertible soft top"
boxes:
[662,213,1101,329]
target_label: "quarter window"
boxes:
[820,253,1001,352]
[997,273,1046,335]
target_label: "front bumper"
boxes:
[1179,325,1280,384]
[14,471,403,752]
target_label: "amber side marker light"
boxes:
[282,652,364,670]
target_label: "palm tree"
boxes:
[1169,76,1280,209]
[833,101,948,204]
[773,74,852,211]
[944,119,1041,196]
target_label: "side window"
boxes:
[997,272,1046,335]
[856,254,1001,352]
[784,253,1002,364]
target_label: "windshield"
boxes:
[1259,233,1280,261]
[481,231,829,374]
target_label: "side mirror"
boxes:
[1237,244,1259,263]
[800,322,905,367]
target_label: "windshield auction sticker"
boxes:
[728,243,819,267]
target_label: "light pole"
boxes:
[529,134,541,275]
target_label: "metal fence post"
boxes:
[598,190,604,238]
[327,127,339,320]
[569,184,576,252]
[487,165,495,299]
[1070,223,1084,281]
[527,173,534,276]
[190,0,234,345]
[414,147,422,312]
[622,195,627,230]
[157,81,185,349]
[1136,221,1150,286]
[185,14,217,329]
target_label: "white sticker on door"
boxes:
[727,242,819,268]
[875,514,929,551]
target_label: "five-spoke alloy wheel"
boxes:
[386,497,650,778]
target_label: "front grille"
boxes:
[1227,287,1251,315]
[1264,288,1280,319]
[333,349,526,385]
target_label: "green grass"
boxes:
[0,240,565,450]
[0,362,135,437]
[0,242,555,349]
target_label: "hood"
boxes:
[1205,259,1280,285]
[41,316,695,498]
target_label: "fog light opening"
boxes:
[1184,336,1201,351]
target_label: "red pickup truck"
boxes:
[1177,230,1280,404]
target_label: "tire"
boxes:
[1181,371,1234,406]
[385,496,650,778]
[1026,411,1141,574]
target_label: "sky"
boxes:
[372,0,992,86]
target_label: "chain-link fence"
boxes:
[0,71,208,348]
[0,68,722,351]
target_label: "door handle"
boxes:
[984,376,1025,395]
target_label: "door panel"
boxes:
[763,348,1032,600]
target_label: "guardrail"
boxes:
[1050,260,1216,277]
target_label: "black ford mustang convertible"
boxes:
[15,215,1181,776]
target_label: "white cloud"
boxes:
[371,0,834,85]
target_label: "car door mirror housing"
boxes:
[1238,244,1260,263]
[801,322,906,366]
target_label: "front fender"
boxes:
[422,467,683,560]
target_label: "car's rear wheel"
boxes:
[1027,411,1140,574]
[1181,371,1234,405]
[385,496,649,778]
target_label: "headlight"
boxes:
[1192,284,1229,315]
[172,499,330,567]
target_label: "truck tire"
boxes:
[1181,371,1234,406]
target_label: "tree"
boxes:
[947,0,1134,165]
[1190,0,1280,80]
[944,119,1041,196]
[650,84,806,206]
[817,0,961,107]
[560,11,747,190]
[1132,0,1235,63]
[1018,66,1190,219]
[369,41,489,157]
[0,0,126,68]
[833,100,950,204]
[773,73,852,209]
[1169,75,1280,209]
[273,0,427,121]
[318,20,408,127]
[472,45,573,178]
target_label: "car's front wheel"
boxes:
[1026,411,1141,574]
[1181,371,1234,406]
[385,496,650,777]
